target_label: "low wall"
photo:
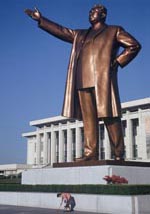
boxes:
[0,192,150,214]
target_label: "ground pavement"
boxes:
[0,205,105,214]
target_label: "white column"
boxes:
[51,125,56,165]
[43,127,48,164]
[104,127,110,159]
[27,138,35,165]
[126,111,133,159]
[67,122,73,162]
[75,122,82,158]
[138,109,147,159]
[59,124,64,163]
[36,130,41,165]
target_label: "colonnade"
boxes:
[25,107,150,166]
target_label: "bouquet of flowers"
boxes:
[103,174,128,184]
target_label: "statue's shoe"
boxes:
[75,156,98,162]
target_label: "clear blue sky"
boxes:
[0,0,149,164]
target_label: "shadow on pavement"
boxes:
[0,205,103,214]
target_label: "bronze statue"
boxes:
[25,4,141,161]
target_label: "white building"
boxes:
[0,164,32,177]
[22,98,150,166]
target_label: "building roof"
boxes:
[0,164,31,171]
[29,97,150,127]
[121,97,150,109]
[22,97,150,138]
[30,115,68,127]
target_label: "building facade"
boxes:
[0,164,32,177]
[22,98,150,166]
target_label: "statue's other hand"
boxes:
[111,59,119,70]
[24,7,41,21]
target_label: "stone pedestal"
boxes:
[22,160,150,185]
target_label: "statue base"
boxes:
[53,159,150,168]
[22,160,150,185]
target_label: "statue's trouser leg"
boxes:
[78,88,99,159]
[103,117,125,159]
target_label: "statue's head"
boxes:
[89,4,107,25]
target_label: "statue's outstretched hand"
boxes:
[24,7,41,21]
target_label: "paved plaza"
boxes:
[0,205,103,214]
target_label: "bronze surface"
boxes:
[25,4,141,161]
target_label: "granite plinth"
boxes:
[53,159,150,168]
[22,160,150,185]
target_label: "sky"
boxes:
[0,0,149,164]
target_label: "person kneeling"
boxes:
[57,192,76,212]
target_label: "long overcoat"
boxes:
[39,17,141,120]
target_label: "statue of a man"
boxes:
[25,4,141,161]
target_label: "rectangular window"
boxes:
[145,117,150,158]
[99,124,105,159]
[55,132,59,163]
[100,124,104,140]
[40,157,43,164]
[64,130,67,162]
[34,143,36,153]
[132,119,139,136]
[101,147,105,160]
[122,120,127,137]
[132,119,139,158]
[81,127,84,156]
[40,142,43,152]
[72,129,76,160]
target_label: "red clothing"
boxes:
[61,193,71,202]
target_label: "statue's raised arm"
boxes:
[24,7,75,43]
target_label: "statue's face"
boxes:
[89,7,101,25]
